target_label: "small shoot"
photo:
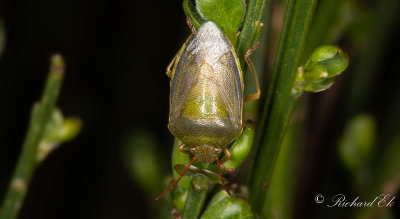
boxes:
[293,45,349,94]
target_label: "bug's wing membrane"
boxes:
[170,50,199,121]
[168,50,243,147]
[168,30,243,147]
[213,51,243,125]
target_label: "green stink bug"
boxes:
[156,19,260,200]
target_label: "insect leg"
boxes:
[220,148,235,173]
[166,52,179,78]
[215,156,231,196]
[155,156,197,200]
[220,147,231,163]
[178,143,191,155]
[244,42,261,102]
[186,18,196,34]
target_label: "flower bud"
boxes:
[294,45,349,93]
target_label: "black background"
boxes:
[0,0,184,218]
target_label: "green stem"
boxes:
[247,0,317,212]
[236,0,267,75]
[0,54,65,219]
[262,124,299,219]
[182,178,210,219]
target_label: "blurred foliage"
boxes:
[0,54,82,219]
[338,114,376,188]
[122,130,164,196]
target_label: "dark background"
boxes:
[0,0,185,218]
[0,0,399,218]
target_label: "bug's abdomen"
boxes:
[169,63,242,147]
[169,116,242,148]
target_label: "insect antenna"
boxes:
[215,156,231,196]
[155,156,197,200]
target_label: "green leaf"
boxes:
[195,0,245,45]
[183,0,205,29]
[201,191,255,219]
[182,177,212,219]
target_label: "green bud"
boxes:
[205,124,255,175]
[201,190,255,219]
[222,124,255,171]
[57,118,82,142]
[37,109,82,161]
[41,108,64,142]
[294,45,349,93]
[307,45,349,77]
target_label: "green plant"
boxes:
[0,54,81,219]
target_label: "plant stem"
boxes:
[0,54,65,219]
[262,124,298,218]
[247,0,317,212]
[182,178,210,219]
[236,0,267,76]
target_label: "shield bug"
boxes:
[156,19,260,200]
